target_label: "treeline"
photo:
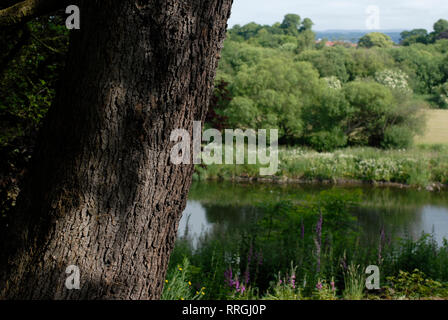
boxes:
[208,15,448,150]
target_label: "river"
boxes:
[179,181,448,248]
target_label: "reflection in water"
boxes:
[179,182,448,248]
[420,206,448,245]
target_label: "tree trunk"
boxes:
[0,0,232,299]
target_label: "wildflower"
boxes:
[316,282,323,291]
[188,281,192,286]
[224,268,234,287]
[244,270,250,285]
[314,212,323,273]
[330,281,336,292]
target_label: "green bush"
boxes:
[381,126,414,149]
[385,269,444,299]
[308,129,348,152]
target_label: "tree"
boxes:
[280,14,301,36]
[224,57,322,142]
[358,32,394,48]
[0,0,232,300]
[433,19,448,34]
[300,18,313,32]
[400,29,428,46]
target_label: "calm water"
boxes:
[179,181,448,248]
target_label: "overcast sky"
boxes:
[228,0,448,31]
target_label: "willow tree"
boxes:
[0,0,233,299]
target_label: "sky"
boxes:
[228,0,448,31]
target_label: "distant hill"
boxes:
[315,30,404,44]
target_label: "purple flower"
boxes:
[244,270,250,285]
[224,268,234,287]
[379,226,385,263]
[315,212,323,273]
[316,282,323,291]
[331,281,335,291]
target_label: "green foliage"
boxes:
[434,82,448,109]
[0,16,68,146]
[433,19,448,35]
[389,45,445,94]
[263,266,302,300]
[343,81,394,146]
[312,278,337,300]
[170,187,448,300]
[308,128,348,152]
[374,69,411,92]
[224,58,322,141]
[217,21,433,149]
[381,126,414,149]
[161,257,205,300]
[198,146,448,187]
[400,29,429,46]
[385,269,444,299]
[297,47,353,82]
[280,14,302,36]
[358,32,394,48]
[342,264,365,300]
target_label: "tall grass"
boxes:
[342,264,365,300]
[195,146,448,187]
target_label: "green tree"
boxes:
[225,58,322,141]
[358,32,394,48]
[280,14,301,36]
[300,18,314,31]
[298,47,353,82]
[400,29,428,46]
[343,81,395,146]
[434,19,448,34]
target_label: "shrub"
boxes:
[434,82,448,109]
[374,69,412,93]
[308,129,348,152]
[385,269,444,299]
[381,126,414,149]
[358,32,394,48]
[161,257,205,300]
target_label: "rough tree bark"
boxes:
[0,0,232,299]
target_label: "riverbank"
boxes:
[168,186,448,300]
[193,145,448,190]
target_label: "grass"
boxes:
[165,190,448,300]
[194,146,448,188]
[415,110,448,145]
